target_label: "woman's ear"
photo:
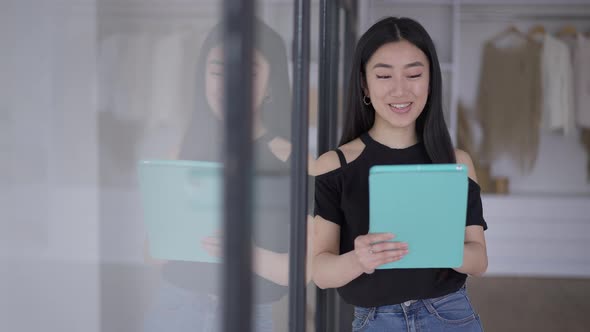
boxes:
[361,75,369,97]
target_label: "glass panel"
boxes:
[97,1,225,332]
[1,0,320,331]
[250,2,295,331]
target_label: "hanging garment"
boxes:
[573,34,590,181]
[573,34,590,128]
[582,129,590,182]
[138,31,190,159]
[98,32,155,123]
[540,34,575,135]
[476,39,543,174]
[97,32,156,181]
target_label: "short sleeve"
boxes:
[307,175,316,215]
[314,173,345,226]
[466,179,488,230]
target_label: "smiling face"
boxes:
[363,40,430,131]
[204,46,271,119]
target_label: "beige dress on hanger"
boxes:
[573,34,590,180]
[476,39,543,174]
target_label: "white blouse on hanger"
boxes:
[540,34,575,135]
[573,34,590,128]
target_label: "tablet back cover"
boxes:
[369,164,468,269]
[138,160,222,263]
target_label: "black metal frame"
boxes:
[316,1,358,331]
[289,0,311,331]
[220,0,357,330]
[221,1,255,332]
[316,1,340,332]
[317,0,341,154]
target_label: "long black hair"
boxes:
[340,17,455,164]
[179,18,291,160]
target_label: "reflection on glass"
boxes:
[139,18,303,332]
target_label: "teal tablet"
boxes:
[138,160,223,263]
[368,164,468,269]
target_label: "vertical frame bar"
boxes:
[342,0,357,127]
[328,1,340,146]
[337,3,361,328]
[316,0,341,331]
[289,0,310,331]
[316,1,331,331]
[317,0,340,154]
[449,0,460,145]
[222,1,255,332]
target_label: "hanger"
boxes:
[527,25,546,43]
[557,25,578,38]
[528,25,546,36]
[490,25,532,44]
[527,24,546,38]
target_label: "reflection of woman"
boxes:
[312,17,487,331]
[144,19,303,332]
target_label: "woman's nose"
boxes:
[388,79,405,97]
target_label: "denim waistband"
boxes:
[354,285,467,314]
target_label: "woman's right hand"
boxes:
[353,233,409,274]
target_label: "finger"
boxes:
[201,236,215,244]
[381,249,409,264]
[360,233,395,246]
[370,241,408,253]
[370,248,409,264]
[202,237,222,246]
[202,243,215,250]
[202,243,221,256]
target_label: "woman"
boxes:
[312,17,488,331]
[144,19,309,332]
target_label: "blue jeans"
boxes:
[143,281,274,332]
[352,286,483,331]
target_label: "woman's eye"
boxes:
[376,75,391,79]
[408,74,422,79]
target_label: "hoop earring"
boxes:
[363,95,371,106]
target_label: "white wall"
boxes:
[483,195,590,277]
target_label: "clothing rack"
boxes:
[462,14,590,22]
[460,4,590,22]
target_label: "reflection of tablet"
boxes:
[138,160,222,263]
[369,164,468,269]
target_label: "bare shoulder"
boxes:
[268,136,291,162]
[312,138,365,176]
[312,151,342,176]
[339,138,365,163]
[268,136,332,175]
[455,148,478,182]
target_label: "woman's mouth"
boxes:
[388,102,412,114]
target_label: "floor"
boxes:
[95,264,590,332]
[296,276,590,332]
[466,276,590,332]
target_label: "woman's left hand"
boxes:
[201,230,223,258]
